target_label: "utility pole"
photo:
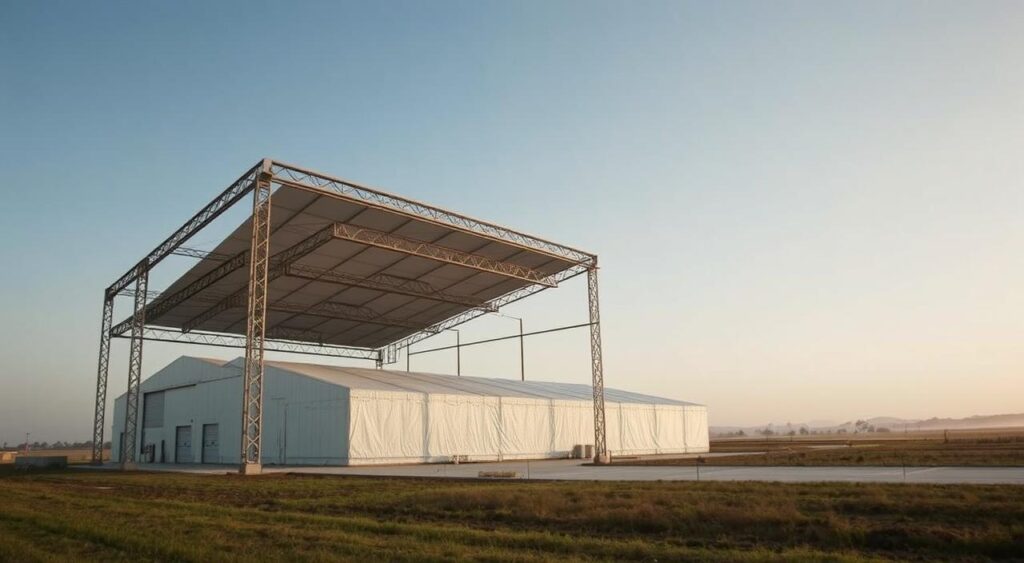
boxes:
[24,432,30,454]
[493,313,524,381]
[451,329,461,376]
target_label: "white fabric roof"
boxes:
[215,357,701,406]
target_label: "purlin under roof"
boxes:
[140,161,593,351]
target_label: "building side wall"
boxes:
[262,366,348,465]
[112,362,348,466]
[346,391,710,465]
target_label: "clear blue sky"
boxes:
[1,1,1021,444]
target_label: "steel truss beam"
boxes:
[90,294,114,464]
[117,327,380,360]
[111,251,248,336]
[180,224,337,333]
[330,223,556,286]
[241,170,272,474]
[269,161,596,267]
[588,267,609,464]
[121,263,149,468]
[283,263,497,312]
[108,163,261,296]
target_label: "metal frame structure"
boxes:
[90,158,609,473]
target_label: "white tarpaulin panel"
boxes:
[349,391,426,462]
[684,406,710,452]
[655,405,686,454]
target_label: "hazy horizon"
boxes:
[2,1,1022,445]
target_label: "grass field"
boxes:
[616,429,1024,467]
[1,468,1022,561]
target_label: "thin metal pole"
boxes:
[518,318,524,381]
[456,330,461,376]
[406,346,410,371]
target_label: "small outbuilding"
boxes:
[112,356,709,465]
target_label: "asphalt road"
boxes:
[83,459,1024,484]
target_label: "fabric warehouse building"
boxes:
[112,356,709,465]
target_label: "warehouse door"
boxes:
[175,425,192,463]
[201,424,219,464]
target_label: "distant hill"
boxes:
[711,412,1024,437]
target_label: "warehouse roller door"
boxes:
[175,425,192,463]
[201,424,219,464]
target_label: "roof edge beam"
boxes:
[329,223,557,287]
[107,160,268,297]
[283,263,497,312]
[269,162,596,267]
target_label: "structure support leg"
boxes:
[587,267,609,464]
[121,264,149,469]
[240,166,272,475]
[91,294,114,465]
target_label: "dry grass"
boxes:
[0,467,1022,561]
[619,431,1024,467]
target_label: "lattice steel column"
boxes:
[91,293,114,464]
[240,164,272,475]
[588,266,610,464]
[121,263,148,469]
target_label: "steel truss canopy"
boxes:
[110,160,595,350]
[92,158,610,471]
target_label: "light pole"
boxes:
[24,432,30,454]
[448,329,461,376]
[493,313,524,381]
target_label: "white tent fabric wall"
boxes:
[112,356,709,466]
[270,360,709,464]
